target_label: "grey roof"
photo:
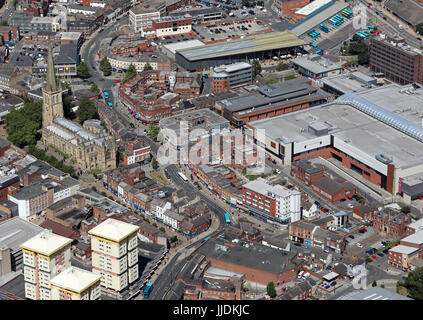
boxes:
[0,274,25,299]
[197,236,297,274]
[346,287,413,300]
[11,183,46,200]
[0,217,44,252]
[291,54,343,75]
[384,0,423,27]
[313,176,354,195]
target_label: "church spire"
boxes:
[45,41,58,92]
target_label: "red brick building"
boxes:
[272,0,310,20]
[370,208,411,238]
[290,159,324,186]
[311,176,356,203]
[123,138,151,166]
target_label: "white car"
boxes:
[356,243,363,248]
[348,203,354,208]
[275,168,281,174]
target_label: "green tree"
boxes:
[143,63,153,71]
[152,158,158,170]
[76,97,98,124]
[90,83,100,94]
[152,222,157,227]
[241,0,250,7]
[401,206,411,214]
[124,64,137,82]
[77,61,90,78]
[404,267,423,299]
[159,227,165,232]
[416,23,423,35]
[5,100,43,147]
[266,78,278,85]
[266,282,277,298]
[147,122,160,139]
[276,62,289,71]
[372,280,377,287]
[100,57,112,76]
[251,60,262,78]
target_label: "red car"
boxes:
[419,197,423,200]
[114,79,121,83]
[371,255,378,260]
[362,228,367,233]
[321,207,327,212]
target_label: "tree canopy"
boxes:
[267,282,277,298]
[404,267,423,300]
[251,60,262,78]
[143,63,153,71]
[276,62,289,72]
[124,64,137,82]
[90,83,100,94]
[147,122,160,139]
[100,57,112,76]
[6,100,43,147]
[77,61,90,78]
[76,97,98,124]
[340,36,370,65]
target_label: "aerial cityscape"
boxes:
[0,0,422,305]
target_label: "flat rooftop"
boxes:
[0,217,44,253]
[389,244,418,255]
[321,71,377,94]
[20,231,72,256]
[289,1,349,36]
[50,266,101,293]
[295,0,333,16]
[177,32,306,61]
[291,54,343,75]
[401,230,423,245]
[88,218,139,242]
[163,39,205,54]
[248,99,423,170]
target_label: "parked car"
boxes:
[331,281,337,286]
[377,252,384,257]
[371,255,378,260]
[340,198,346,202]
[383,249,389,254]
[348,235,355,239]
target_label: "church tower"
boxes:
[42,42,63,128]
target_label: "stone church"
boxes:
[41,43,116,172]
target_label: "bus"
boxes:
[178,172,188,183]
[143,283,153,298]
[201,235,211,243]
[367,25,376,31]
[224,212,231,224]
[107,101,113,108]
[310,43,318,49]
[319,24,329,33]
[103,91,109,99]
[315,50,323,55]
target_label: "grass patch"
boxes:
[150,171,170,185]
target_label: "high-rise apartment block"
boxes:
[50,266,102,300]
[88,218,139,295]
[20,231,72,300]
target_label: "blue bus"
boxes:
[143,283,153,298]
[201,235,211,243]
[367,25,376,31]
[319,24,329,33]
[103,91,109,99]
[310,43,318,49]
[224,212,231,224]
[315,50,323,55]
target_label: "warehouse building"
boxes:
[245,83,423,195]
[175,32,307,71]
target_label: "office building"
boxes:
[20,232,72,300]
[88,218,139,295]
[370,35,423,85]
[211,62,253,93]
[129,6,160,32]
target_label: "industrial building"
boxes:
[215,77,328,127]
[320,71,378,96]
[245,83,423,195]
[175,32,307,71]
